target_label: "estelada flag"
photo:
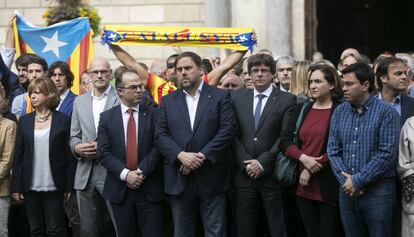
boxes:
[13,11,94,94]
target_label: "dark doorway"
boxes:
[315,0,414,64]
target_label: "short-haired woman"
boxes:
[285,64,344,237]
[11,78,75,237]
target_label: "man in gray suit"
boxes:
[232,54,296,237]
[70,57,119,237]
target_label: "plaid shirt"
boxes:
[327,95,400,189]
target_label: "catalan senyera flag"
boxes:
[102,25,256,52]
[13,12,94,94]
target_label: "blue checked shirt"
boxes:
[327,95,400,189]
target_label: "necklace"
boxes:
[35,112,51,123]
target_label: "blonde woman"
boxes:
[0,85,17,236]
[290,60,311,104]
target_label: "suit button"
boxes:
[254,137,258,141]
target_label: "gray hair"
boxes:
[275,55,296,70]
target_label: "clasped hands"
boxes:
[298,154,323,186]
[341,171,365,197]
[177,151,206,175]
[125,169,144,189]
[244,160,263,179]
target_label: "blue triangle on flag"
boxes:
[16,15,91,66]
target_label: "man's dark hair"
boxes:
[114,66,129,83]
[167,54,179,64]
[15,53,33,68]
[201,59,213,74]
[114,67,138,89]
[247,54,276,75]
[27,54,48,71]
[375,57,406,91]
[48,61,74,88]
[342,62,375,93]
[175,52,202,68]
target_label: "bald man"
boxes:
[70,57,119,237]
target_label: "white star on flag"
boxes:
[40,31,67,58]
[109,33,118,41]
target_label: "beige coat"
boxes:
[398,117,414,237]
[0,117,16,197]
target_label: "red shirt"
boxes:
[286,108,331,202]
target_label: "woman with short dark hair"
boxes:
[285,64,344,237]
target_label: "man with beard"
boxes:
[156,52,235,237]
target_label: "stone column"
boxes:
[266,0,292,57]
[203,0,231,57]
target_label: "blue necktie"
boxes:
[254,94,266,130]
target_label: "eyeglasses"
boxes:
[167,62,175,69]
[118,85,144,91]
[89,70,111,76]
[251,68,271,74]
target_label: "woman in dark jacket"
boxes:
[11,78,75,237]
[285,64,344,237]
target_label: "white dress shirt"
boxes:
[184,81,204,130]
[56,89,69,111]
[119,103,140,181]
[252,85,273,172]
[253,85,273,117]
[91,85,111,132]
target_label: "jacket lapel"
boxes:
[192,85,212,134]
[176,90,192,134]
[138,105,147,153]
[85,93,96,136]
[104,86,119,111]
[27,113,35,155]
[401,95,407,125]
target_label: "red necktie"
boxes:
[126,108,138,170]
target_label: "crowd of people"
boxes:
[1,19,414,237]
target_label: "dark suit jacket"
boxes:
[232,86,296,188]
[401,94,414,125]
[98,103,164,203]
[156,83,235,195]
[11,111,75,193]
[58,90,77,117]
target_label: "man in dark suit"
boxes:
[375,56,414,237]
[97,69,163,237]
[156,51,235,237]
[232,53,296,237]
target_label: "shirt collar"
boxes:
[183,80,203,98]
[254,85,273,98]
[350,94,375,113]
[60,89,70,101]
[91,85,111,100]
[378,92,401,105]
[120,102,139,114]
